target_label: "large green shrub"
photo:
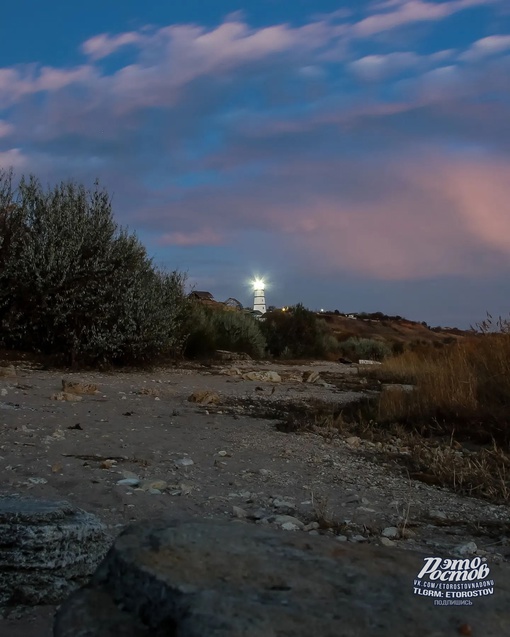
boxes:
[262,303,337,359]
[185,304,266,359]
[0,171,188,366]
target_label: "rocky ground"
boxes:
[1,356,508,635]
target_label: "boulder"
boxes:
[0,496,111,609]
[55,518,510,636]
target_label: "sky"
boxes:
[1,0,510,328]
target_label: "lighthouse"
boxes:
[252,279,266,314]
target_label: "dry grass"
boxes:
[273,332,510,503]
[354,330,510,503]
[369,334,510,447]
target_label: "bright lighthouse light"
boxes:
[253,278,265,290]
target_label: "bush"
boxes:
[339,337,391,361]
[0,171,188,366]
[262,304,338,359]
[184,304,266,359]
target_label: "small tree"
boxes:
[0,172,188,366]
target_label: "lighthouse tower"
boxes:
[252,279,266,314]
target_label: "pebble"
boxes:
[273,499,296,512]
[117,478,140,487]
[429,510,447,520]
[248,509,267,521]
[281,522,300,531]
[142,480,167,491]
[381,527,399,539]
[349,535,367,543]
[380,537,396,547]
[303,522,320,532]
[232,506,248,519]
[148,489,162,495]
[28,477,48,485]
[273,515,305,530]
[122,471,139,479]
[336,535,348,542]
[175,457,194,467]
[455,541,477,556]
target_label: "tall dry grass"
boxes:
[371,334,510,447]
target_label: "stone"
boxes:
[380,537,395,548]
[187,390,221,406]
[455,541,478,556]
[61,380,99,395]
[272,515,304,529]
[232,506,248,519]
[272,499,296,513]
[0,496,110,610]
[219,368,241,377]
[303,522,320,532]
[428,509,448,521]
[141,480,167,491]
[55,518,510,637]
[116,478,140,487]
[302,370,320,384]
[0,364,16,378]
[175,457,194,468]
[51,392,83,402]
[242,371,281,383]
[381,527,399,539]
[281,522,300,531]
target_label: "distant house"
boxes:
[188,291,214,302]
[224,297,243,310]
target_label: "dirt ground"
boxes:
[1,358,509,636]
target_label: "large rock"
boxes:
[55,518,510,636]
[0,496,111,609]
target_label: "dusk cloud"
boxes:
[0,1,509,324]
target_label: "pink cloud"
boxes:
[146,152,510,281]
[158,229,225,247]
[36,65,95,91]
[0,64,95,108]
[355,0,497,36]
[82,32,145,61]
[460,34,510,61]
[280,155,510,279]
[0,120,13,138]
[0,148,26,169]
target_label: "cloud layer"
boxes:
[0,1,509,323]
